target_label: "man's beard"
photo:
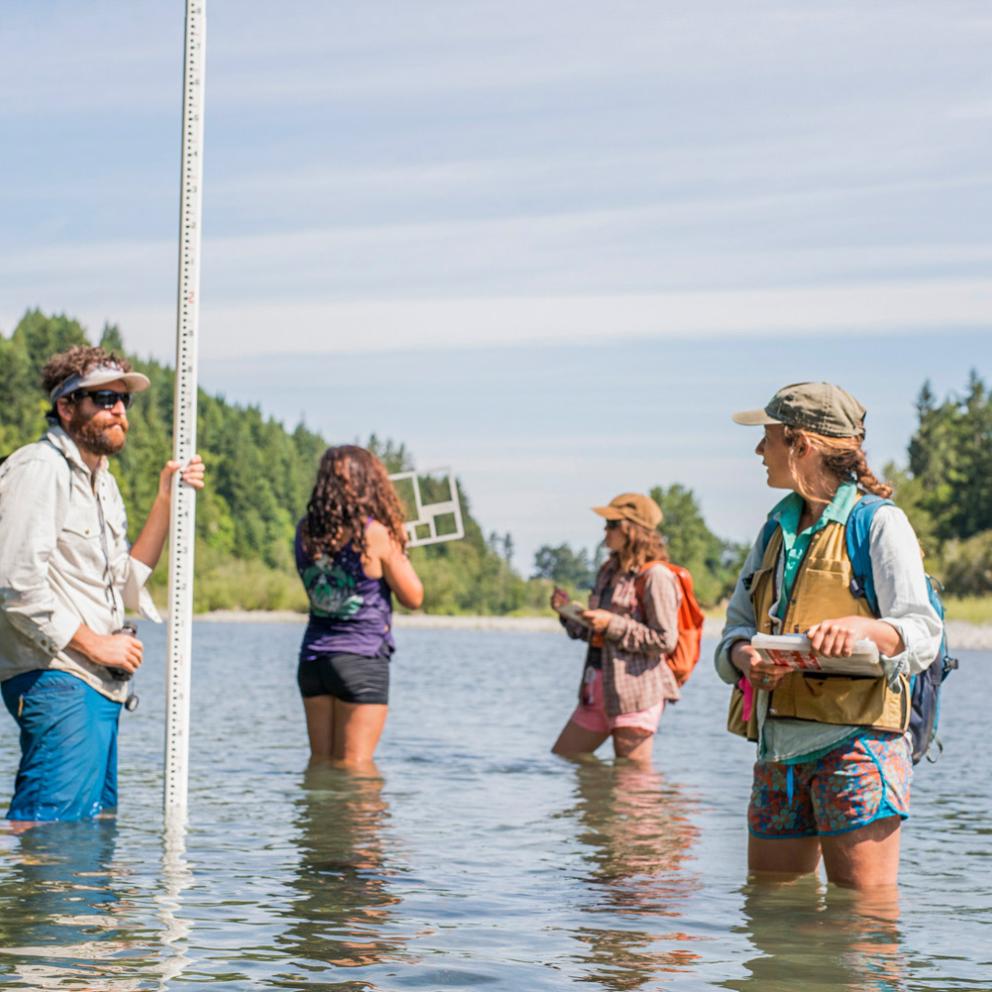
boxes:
[68,408,129,456]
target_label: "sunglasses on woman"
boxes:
[605,519,622,530]
[72,389,133,410]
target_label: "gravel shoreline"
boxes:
[194,610,992,649]
[944,621,992,651]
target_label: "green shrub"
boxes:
[938,530,992,596]
[942,595,992,624]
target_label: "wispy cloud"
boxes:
[3,1,991,561]
[4,0,989,356]
[16,277,980,361]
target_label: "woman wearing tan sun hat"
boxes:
[716,382,942,889]
[550,492,683,764]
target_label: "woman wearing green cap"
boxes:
[717,382,941,889]
[551,493,683,764]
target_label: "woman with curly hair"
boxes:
[551,492,683,765]
[295,445,423,766]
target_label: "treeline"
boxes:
[2,311,324,610]
[6,311,982,612]
[0,311,547,614]
[886,371,992,596]
[531,483,745,606]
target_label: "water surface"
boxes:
[0,624,988,989]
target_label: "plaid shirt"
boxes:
[563,558,682,716]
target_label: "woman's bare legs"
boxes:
[820,817,901,888]
[303,694,335,760]
[552,721,657,763]
[749,817,901,889]
[748,835,822,879]
[303,695,388,769]
[612,728,654,765]
[552,719,609,758]
[332,699,389,769]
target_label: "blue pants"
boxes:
[2,670,121,822]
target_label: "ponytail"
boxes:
[784,427,893,500]
[846,448,893,499]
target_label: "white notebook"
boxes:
[751,633,882,676]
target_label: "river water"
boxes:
[0,623,988,990]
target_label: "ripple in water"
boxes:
[0,623,988,990]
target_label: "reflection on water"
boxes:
[275,763,412,988]
[722,877,903,992]
[561,760,703,990]
[0,820,194,990]
[0,630,987,989]
[0,821,133,989]
[157,823,194,988]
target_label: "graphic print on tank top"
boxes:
[301,555,365,619]
[295,521,396,658]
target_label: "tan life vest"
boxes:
[747,505,910,734]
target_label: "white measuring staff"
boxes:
[389,468,465,548]
[165,0,207,823]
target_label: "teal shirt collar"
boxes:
[768,480,859,544]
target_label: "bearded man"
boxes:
[0,345,204,825]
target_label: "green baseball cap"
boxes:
[732,381,866,438]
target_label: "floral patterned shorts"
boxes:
[748,730,912,839]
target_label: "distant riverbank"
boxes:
[194,609,992,649]
[196,610,562,633]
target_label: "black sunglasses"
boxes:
[72,389,133,410]
[605,519,622,530]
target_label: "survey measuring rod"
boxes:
[165,0,206,822]
[389,469,465,548]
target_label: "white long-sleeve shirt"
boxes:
[715,499,942,763]
[0,426,160,702]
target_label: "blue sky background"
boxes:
[2,2,989,567]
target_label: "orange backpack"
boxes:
[634,560,705,687]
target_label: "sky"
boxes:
[1,2,990,568]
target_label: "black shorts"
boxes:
[297,652,390,705]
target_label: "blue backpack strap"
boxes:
[847,492,957,764]
[845,494,893,617]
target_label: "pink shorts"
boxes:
[569,668,664,736]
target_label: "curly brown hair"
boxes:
[784,427,893,500]
[40,345,133,397]
[613,519,669,573]
[302,445,409,561]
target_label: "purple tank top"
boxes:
[295,520,395,659]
